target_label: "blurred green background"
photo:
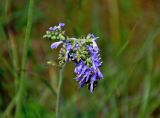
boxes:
[0,0,160,118]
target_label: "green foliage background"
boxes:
[0,0,160,117]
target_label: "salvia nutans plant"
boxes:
[43,23,103,93]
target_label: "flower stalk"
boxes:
[56,65,65,118]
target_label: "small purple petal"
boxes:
[65,50,69,61]
[70,54,76,60]
[89,82,94,93]
[84,70,91,82]
[49,27,56,31]
[92,40,99,51]
[97,69,103,79]
[78,65,87,76]
[74,62,83,74]
[90,74,96,82]
[75,76,81,81]
[50,41,63,49]
[90,34,95,38]
[66,43,72,50]
[64,43,72,61]
[79,78,85,87]
[92,63,97,70]
[59,22,65,27]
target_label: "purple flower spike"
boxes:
[45,23,103,93]
[73,41,103,93]
[51,41,63,49]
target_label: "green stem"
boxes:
[2,96,17,118]
[15,0,34,117]
[56,66,65,118]
[138,30,156,118]
[5,0,19,90]
[106,0,120,47]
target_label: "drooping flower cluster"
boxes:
[43,23,103,93]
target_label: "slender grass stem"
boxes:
[1,1,19,117]
[5,0,19,90]
[15,0,34,117]
[56,66,65,118]
[2,96,17,118]
[107,0,120,47]
[8,30,19,90]
[138,29,158,118]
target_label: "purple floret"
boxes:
[49,27,56,31]
[59,22,65,27]
[50,41,63,49]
